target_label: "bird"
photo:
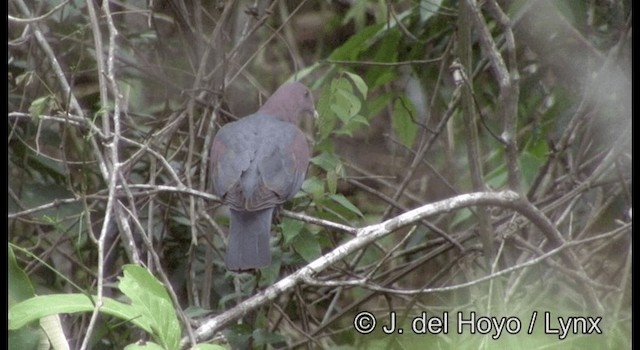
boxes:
[210,82,315,271]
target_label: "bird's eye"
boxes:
[304,90,310,97]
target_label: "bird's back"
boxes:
[210,113,309,211]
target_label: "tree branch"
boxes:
[180,190,581,346]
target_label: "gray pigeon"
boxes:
[210,82,315,271]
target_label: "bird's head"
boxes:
[258,82,317,124]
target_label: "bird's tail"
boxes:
[225,208,274,271]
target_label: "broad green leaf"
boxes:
[367,92,393,119]
[317,84,337,140]
[332,76,352,93]
[350,115,370,126]
[8,246,46,347]
[486,163,508,189]
[285,62,322,87]
[371,69,398,90]
[9,294,153,333]
[280,218,305,245]
[8,326,45,350]
[520,150,546,189]
[302,176,325,204]
[525,137,550,159]
[253,328,287,347]
[28,96,51,119]
[329,23,384,61]
[366,29,400,88]
[119,265,172,301]
[392,97,418,148]
[8,246,35,307]
[450,208,474,227]
[310,151,343,173]
[293,230,321,262]
[345,72,368,98]
[319,76,368,138]
[336,88,362,119]
[184,305,213,318]
[40,314,69,350]
[119,265,181,350]
[329,194,364,218]
[327,170,338,195]
[330,101,350,121]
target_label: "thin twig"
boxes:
[302,227,627,294]
[81,0,128,345]
[458,0,495,271]
[9,0,71,23]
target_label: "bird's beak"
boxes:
[313,110,319,119]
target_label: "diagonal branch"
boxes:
[179,190,590,346]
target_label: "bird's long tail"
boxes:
[225,208,274,271]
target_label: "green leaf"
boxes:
[350,114,370,126]
[487,169,508,189]
[336,88,362,119]
[329,194,364,218]
[191,344,227,350]
[9,294,153,333]
[310,151,343,174]
[253,328,287,347]
[119,264,181,350]
[366,29,400,88]
[345,72,368,98]
[327,170,338,195]
[319,75,369,138]
[8,246,35,307]
[367,92,393,119]
[371,69,398,91]
[392,97,418,148]
[285,62,322,87]
[170,215,192,226]
[293,230,321,262]
[329,23,384,61]
[8,326,45,350]
[450,208,474,227]
[302,176,325,206]
[119,265,172,302]
[520,143,547,189]
[124,342,165,350]
[330,100,350,121]
[317,84,337,140]
[28,96,51,119]
[17,182,82,233]
[39,314,69,349]
[280,218,305,246]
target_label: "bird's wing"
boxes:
[211,115,309,211]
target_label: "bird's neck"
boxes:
[258,101,298,123]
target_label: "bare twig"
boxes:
[457,0,495,272]
[8,0,71,23]
[301,227,627,294]
[79,0,114,346]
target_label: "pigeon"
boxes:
[210,82,315,270]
